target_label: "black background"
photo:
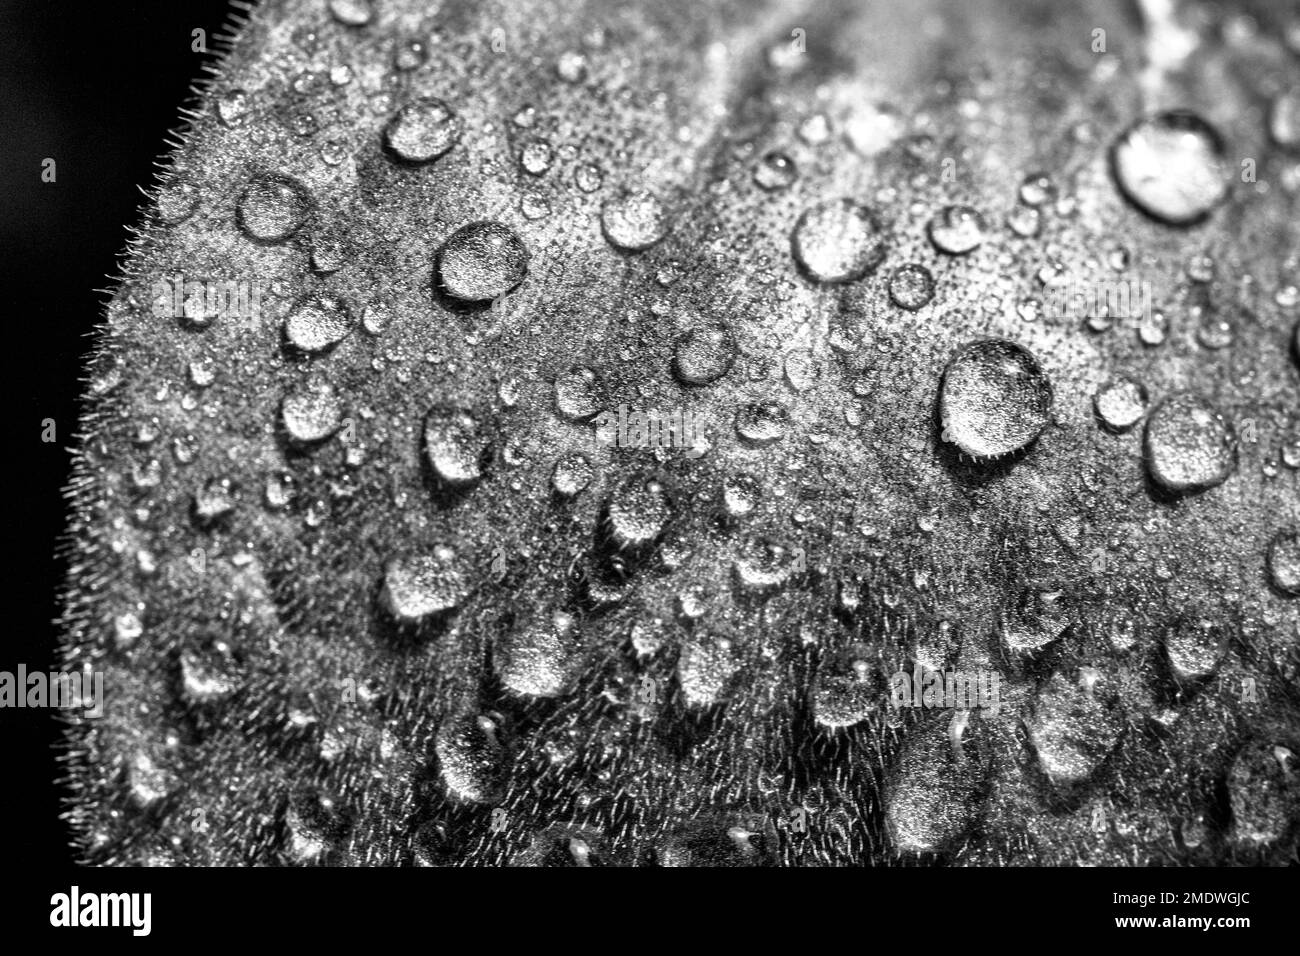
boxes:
[0,0,236,869]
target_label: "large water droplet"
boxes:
[791,199,887,283]
[381,547,467,622]
[384,99,462,164]
[939,340,1052,458]
[672,324,736,385]
[1143,393,1235,492]
[1025,671,1122,788]
[423,408,487,486]
[437,221,528,302]
[601,189,669,251]
[927,204,987,255]
[237,173,312,243]
[1110,111,1230,225]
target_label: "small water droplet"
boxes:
[329,0,373,27]
[735,402,789,446]
[553,452,594,496]
[1093,378,1148,432]
[554,366,605,420]
[928,204,987,255]
[753,152,797,191]
[889,263,936,311]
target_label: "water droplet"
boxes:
[435,711,506,803]
[394,40,427,71]
[1227,738,1299,848]
[552,452,594,496]
[1093,378,1148,432]
[606,474,671,548]
[496,610,577,697]
[735,402,789,446]
[1018,172,1057,207]
[753,152,796,191]
[1110,111,1230,225]
[574,162,603,193]
[722,474,760,516]
[285,296,353,354]
[676,637,740,707]
[520,138,554,176]
[1143,393,1236,492]
[812,645,880,728]
[1269,88,1300,150]
[1025,672,1122,788]
[383,99,462,164]
[437,221,528,302]
[928,204,987,255]
[672,324,736,385]
[237,173,312,243]
[1006,205,1041,238]
[556,50,588,83]
[554,366,605,420]
[180,646,238,703]
[889,263,936,311]
[798,113,831,145]
[216,89,250,127]
[1186,254,1216,283]
[1164,620,1225,683]
[1195,307,1234,350]
[157,181,199,224]
[329,0,373,27]
[281,380,343,444]
[843,103,902,156]
[423,408,487,486]
[601,189,669,251]
[1266,530,1300,596]
[791,199,887,283]
[939,339,1052,458]
[381,547,467,622]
